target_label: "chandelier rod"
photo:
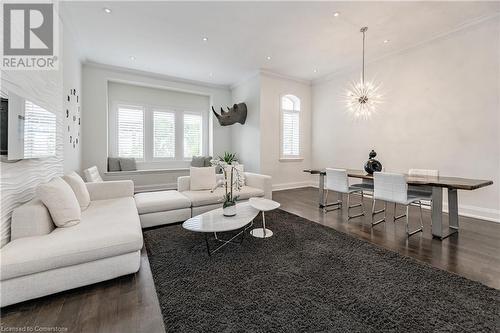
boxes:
[360,27,368,84]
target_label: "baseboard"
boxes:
[440,203,500,223]
[134,183,177,193]
[273,181,315,192]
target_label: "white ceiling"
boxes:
[61,1,500,86]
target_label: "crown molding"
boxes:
[259,69,311,86]
[313,12,500,86]
[83,61,232,91]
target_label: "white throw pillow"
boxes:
[37,177,81,227]
[190,167,216,191]
[63,172,91,210]
[225,164,245,188]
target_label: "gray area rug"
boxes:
[143,209,499,332]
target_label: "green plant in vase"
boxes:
[211,152,242,216]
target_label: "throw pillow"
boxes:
[63,172,91,211]
[119,158,137,171]
[191,156,206,167]
[203,156,213,167]
[36,177,81,227]
[225,164,245,188]
[108,157,121,171]
[190,167,216,191]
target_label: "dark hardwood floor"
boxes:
[273,187,500,290]
[0,247,165,333]
[1,187,499,332]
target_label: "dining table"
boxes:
[303,169,493,240]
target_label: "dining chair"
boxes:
[407,169,438,202]
[324,168,365,219]
[372,172,426,237]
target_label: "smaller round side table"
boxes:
[249,197,280,238]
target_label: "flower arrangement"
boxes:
[211,152,242,216]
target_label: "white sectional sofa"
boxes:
[0,180,143,307]
[134,172,272,228]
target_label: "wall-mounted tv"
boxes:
[0,90,56,160]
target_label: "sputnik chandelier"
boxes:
[345,27,383,119]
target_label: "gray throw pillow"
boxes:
[203,156,213,167]
[119,158,137,171]
[191,156,206,167]
[108,157,121,171]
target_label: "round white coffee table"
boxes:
[249,197,280,238]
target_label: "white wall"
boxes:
[312,17,500,222]
[0,19,80,246]
[62,26,83,174]
[230,74,261,173]
[82,64,232,189]
[260,73,312,189]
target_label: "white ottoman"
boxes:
[134,190,192,228]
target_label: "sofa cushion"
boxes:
[83,166,103,182]
[182,186,264,207]
[134,190,191,215]
[190,167,216,190]
[10,199,55,241]
[63,172,91,211]
[0,197,143,281]
[108,157,121,171]
[119,158,137,171]
[36,177,81,227]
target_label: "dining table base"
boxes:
[314,172,461,240]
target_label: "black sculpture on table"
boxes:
[364,150,382,174]
[212,103,247,126]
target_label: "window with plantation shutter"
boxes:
[183,113,202,159]
[117,105,144,159]
[281,95,301,158]
[23,100,56,158]
[153,110,175,158]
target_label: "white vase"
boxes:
[223,203,236,217]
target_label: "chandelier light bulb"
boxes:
[344,26,383,119]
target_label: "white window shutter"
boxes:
[282,111,300,156]
[153,111,175,158]
[117,106,144,158]
[23,100,56,158]
[183,113,202,158]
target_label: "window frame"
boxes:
[109,100,208,167]
[279,94,303,161]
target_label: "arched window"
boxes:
[281,94,301,158]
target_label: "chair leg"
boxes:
[418,201,424,230]
[323,190,342,213]
[394,203,406,222]
[406,204,423,237]
[371,199,386,226]
[348,191,365,220]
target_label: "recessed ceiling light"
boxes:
[266,56,272,60]
[202,37,208,42]
[103,8,112,14]
[313,69,318,73]
[333,12,340,17]
[129,56,136,61]
[383,39,390,44]
[209,72,213,77]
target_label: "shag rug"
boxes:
[143,209,499,332]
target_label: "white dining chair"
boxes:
[407,169,438,201]
[324,168,365,219]
[372,172,426,237]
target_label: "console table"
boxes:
[304,169,493,240]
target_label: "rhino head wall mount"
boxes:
[212,103,247,126]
